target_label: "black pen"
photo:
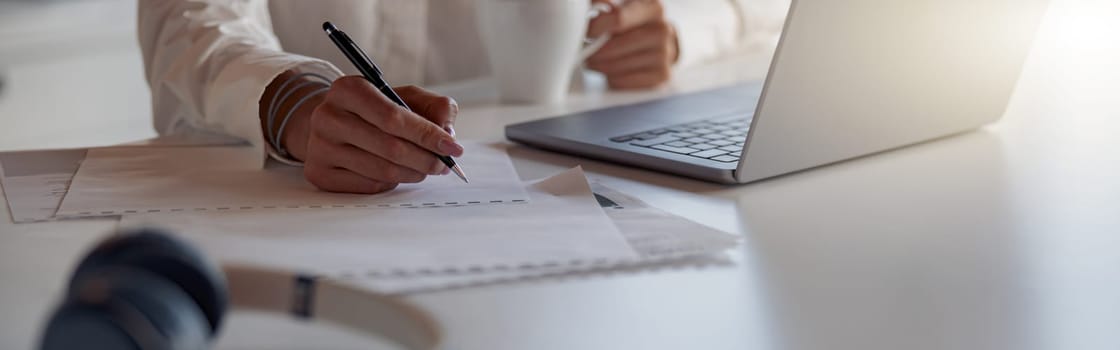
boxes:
[322,21,469,183]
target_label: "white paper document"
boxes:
[1,174,74,223]
[0,149,86,223]
[351,183,741,293]
[118,167,638,274]
[57,142,528,218]
[1,134,245,223]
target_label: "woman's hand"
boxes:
[263,73,462,194]
[586,0,680,90]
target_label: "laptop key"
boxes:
[691,128,715,134]
[630,135,680,147]
[690,149,728,158]
[709,139,734,146]
[668,126,691,132]
[665,141,692,147]
[671,132,698,138]
[721,130,744,136]
[649,128,671,135]
[651,144,700,155]
[702,133,726,140]
[718,145,741,152]
[684,137,709,143]
[711,155,740,162]
[727,136,747,143]
[691,143,718,150]
[729,151,742,157]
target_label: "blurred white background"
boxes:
[0,0,154,151]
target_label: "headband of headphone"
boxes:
[39,228,442,350]
[223,264,441,349]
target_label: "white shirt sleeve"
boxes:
[137,0,342,167]
[663,0,791,67]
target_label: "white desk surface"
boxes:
[2,1,1119,349]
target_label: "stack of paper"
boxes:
[349,183,739,293]
[118,166,640,275]
[1,141,740,293]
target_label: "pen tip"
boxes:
[323,22,335,32]
[451,165,469,184]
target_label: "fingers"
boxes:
[301,76,464,194]
[394,85,459,136]
[588,0,664,37]
[315,142,428,184]
[329,77,463,157]
[586,20,677,90]
[304,166,400,194]
[314,106,447,175]
[584,0,677,90]
[586,21,676,71]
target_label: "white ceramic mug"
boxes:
[477,0,611,104]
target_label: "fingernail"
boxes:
[449,97,460,115]
[444,125,456,137]
[438,139,464,157]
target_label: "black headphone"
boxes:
[39,228,442,350]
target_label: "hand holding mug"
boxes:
[586,0,680,90]
[477,0,679,104]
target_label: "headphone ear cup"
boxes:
[69,228,228,334]
[42,266,210,350]
[40,303,138,350]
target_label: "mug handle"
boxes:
[577,1,615,63]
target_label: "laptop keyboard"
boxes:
[609,116,750,163]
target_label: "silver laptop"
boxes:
[506,0,1050,184]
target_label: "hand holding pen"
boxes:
[323,22,468,184]
[260,26,467,194]
[305,79,467,193]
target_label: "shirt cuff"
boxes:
[204,51,343,168]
